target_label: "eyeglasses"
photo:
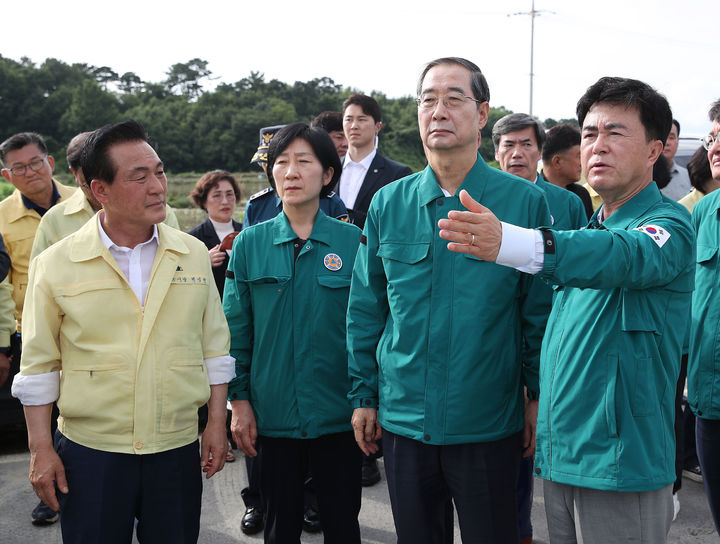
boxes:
[3,156,47,177]
[416,92,482,110]
[702,133,719,151]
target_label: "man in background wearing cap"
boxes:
[243,125,348,227]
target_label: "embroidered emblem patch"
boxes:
[633,224,670,248]
[324,253,342,271]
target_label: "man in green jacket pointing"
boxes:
[439,77,694,544]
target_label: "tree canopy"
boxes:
[0,55,562,174]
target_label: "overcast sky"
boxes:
[3,0,717,135]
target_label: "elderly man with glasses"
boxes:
[347,57,551,543]
[0,131,76,526]
[688,98,720,537]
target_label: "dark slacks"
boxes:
[260,431,362,544]
[383,429,522,544]
[673,354,688,493]
[696,417,720,535]
[517,455,534,540]
[55,431,202,544]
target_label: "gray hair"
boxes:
[710,99,720,123]
[417,57,490,105]
[492,113,546,150]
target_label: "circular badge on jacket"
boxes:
[324,253,342,271]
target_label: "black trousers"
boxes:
[383,429,522,544]
[697,417,720,535]
[55,432,202,544]
[260,431,362,544]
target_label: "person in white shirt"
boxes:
[338,94,412,230]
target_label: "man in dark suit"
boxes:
[339,94,412,229]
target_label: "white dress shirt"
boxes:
[338,149,377,210]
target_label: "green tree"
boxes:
[165,58,212,100]
[60,79,121,140]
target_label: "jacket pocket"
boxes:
[620,289,662,335]
[376,242,430,264]
[606,355,618,437]
[58,356,133,433]
[317,274,352,289]
[160,347,209,434]
[246,275,291,284]
[696,244,719,264]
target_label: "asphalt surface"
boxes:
[0,425,717,543]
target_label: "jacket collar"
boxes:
[272,209,333,246]
[596,183,662,230]
[64,188,94,216]
[69,214,190,263]
[418,153,489,207]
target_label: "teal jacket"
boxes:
[347,156,551,445]
[536,174,587,231]
[689,189,720,420]
[223,210,361,438]
[535,183,695,492]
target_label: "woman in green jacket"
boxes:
[223,123,362,544]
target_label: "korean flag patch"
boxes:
[633,224,670,248]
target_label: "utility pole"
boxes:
[508,1,554,116]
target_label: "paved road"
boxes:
[1,426,717,543]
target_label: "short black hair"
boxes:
[66,131,93,171]
[80,120,149,184]
[342,94,382,124]
[687,145,713,193]
[491,113,545,151]
[709,99,720,123]
[672,119,680,136]
[311,111,343,133]
[542,123,581,163]
[653,154,671,189]
[417,57,490,104]
[0,132,48,165]
[576,77,672,145]
[267,122,341,198]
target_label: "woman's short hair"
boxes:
[266,122,341,198]
[189,170,241,211]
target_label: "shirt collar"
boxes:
[20,180,61,215]
[343,148,376,171]
[97,211,159,251]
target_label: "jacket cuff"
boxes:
[352,398,378,409]
[204,355,235,385]
[539,228,558,276]
[11,371,60,405]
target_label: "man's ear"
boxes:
[375,121,383,135]
[91,179,109,206]
[47,155,55,172]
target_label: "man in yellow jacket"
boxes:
[0,131,76,525]
[12,120,234,543]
